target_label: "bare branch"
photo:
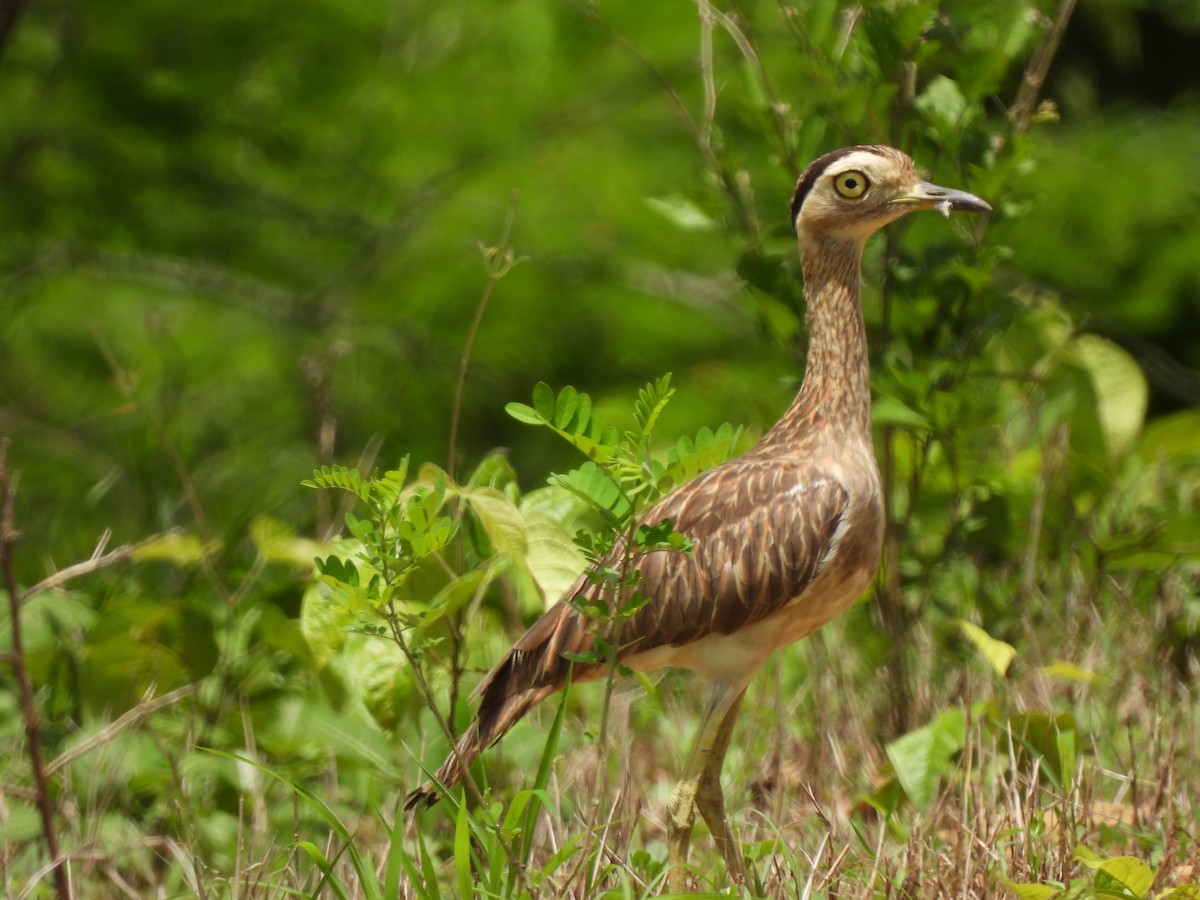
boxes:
[1,440,71,899]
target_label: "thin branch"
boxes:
[1010,0,1078,133]
[45,684,199,777]
[27,534,136,596]
[1,440,72,899]
[446,190,523,484]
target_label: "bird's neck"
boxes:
[766,235,873,447]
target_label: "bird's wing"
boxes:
[619,456,851,648]
[498,456,851,689]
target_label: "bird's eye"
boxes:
[833,170,869,199]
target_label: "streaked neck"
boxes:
[760,234,873,450]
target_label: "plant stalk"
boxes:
[1,440,71,900]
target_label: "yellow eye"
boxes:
[833,170,869,199]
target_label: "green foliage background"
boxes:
[1,0,1199,895]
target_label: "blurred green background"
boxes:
[2,0,1200,893]
[3,0,1197,570]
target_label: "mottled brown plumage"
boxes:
[405,145,989,891]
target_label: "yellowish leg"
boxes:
[695,688,747,887]
[665,683,747,894]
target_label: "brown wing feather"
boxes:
[618,458,849,648]
[404,456,849,808]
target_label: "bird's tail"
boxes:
[403,662,555,811]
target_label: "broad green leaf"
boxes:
[522,511,586,607]
[957,620,1016,677]
[1074,849,1154,898]
[885,708,966,809]
[464,486,528,562]
[1068,334,1148,459]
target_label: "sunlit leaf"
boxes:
[1039,660,1098,684]
[131,532,216,565]
[645,195,716,231]
[1074,848,1154,898]
[464,486,527,562]
[957,620,1016,677]
[1000,880,1062,900]
[1068,334,1148,459]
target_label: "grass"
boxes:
[11,576,1191,898]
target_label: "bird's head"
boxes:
[791,145,990,242]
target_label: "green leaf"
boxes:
[1074,849,1154,898]
[885,708,966,809]
[1068,334,1148,459]
[914,75,977,143]
[552,462,630,528]
[521,510,587,607]
[645,194,716,231]
[1000,880,1062,900]
[957,620,1016,677]
[872,396,931,430]
[131,531,215,564]
[1039,660,1098,684]
[463,486,527,562]
[306,464,373,502]
[505,401,544,425]
[532,381,556,420]
[1161,887,1200,899]
[418,561,506,630]
[554,384,579,429]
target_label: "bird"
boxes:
[405,145,990,892]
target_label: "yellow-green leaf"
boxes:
[1039,660,1098,684]
[1069,334,1148,459]
[958,620,1016,677]
[1000,879,1062,900]
[464,487,527,562]
[131,531,217,565]
[1074,849,1154,898]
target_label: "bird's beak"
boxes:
[897,180,992,216]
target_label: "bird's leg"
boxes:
[665,681,744,894]
[694,688,747,887]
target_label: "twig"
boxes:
[446,190,524,484]
[27,535,135,597]
[45,683,199,777]
[1010,0,1078,133]
[1,440,72,899]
